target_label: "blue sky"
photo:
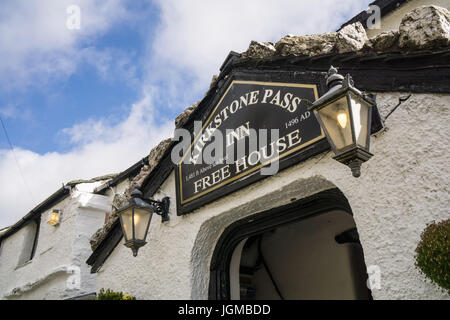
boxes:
[0,0,372,228]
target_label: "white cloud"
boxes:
[150,0,372,93]
[0,0,132,90]
[0,91,174,228]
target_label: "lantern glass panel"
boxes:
[317,95,353,152]
[349,92,371,149]
[120,209,133,242]
[133,208,152,241]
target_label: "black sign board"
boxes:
[175,80,326,215]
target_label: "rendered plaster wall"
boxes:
[0,196,74,300]
[0,183,111,300]
[366,0,450,38]
[70,190,112,297]
[96,92,449,300]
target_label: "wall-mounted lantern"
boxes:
[117,189,170,257]
[308,66,374,177]
[47,209,62,226]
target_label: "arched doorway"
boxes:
[209,188,372,300]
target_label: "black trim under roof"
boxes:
[0,157,148,242]
[87,143,175,273]
[338,0,409,31]
[0,185,71,241]
[94,157,149,194]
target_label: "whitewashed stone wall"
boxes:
[96,92,450,300]
[0,182,111,300]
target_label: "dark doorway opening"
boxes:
[209,188,372,300]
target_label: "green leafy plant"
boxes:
[415,219,449,292]
[96,288,136,300]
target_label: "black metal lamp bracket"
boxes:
[145,197,170,222]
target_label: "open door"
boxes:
[209,189,372,300]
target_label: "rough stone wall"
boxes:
[241,5,450,59]
[399,5,450,49]
[96,92,450,300]
[365,0,450,39]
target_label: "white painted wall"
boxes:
[96,92,450,300]
[0,196,74,300]
[366,0,450,38]
[0,182,112,300]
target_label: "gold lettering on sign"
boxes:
[189,88,303,164]
[226,122,250,147]
[193,165,232,194]
[192,128,304,194]
[234,128,302,174]
[179,80,323,205]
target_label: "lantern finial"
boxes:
[326,66,344,88]
[349,161,362,178]
[130,188,143,198]
[328,66,338,76]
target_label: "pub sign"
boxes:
[175,79,326,214]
